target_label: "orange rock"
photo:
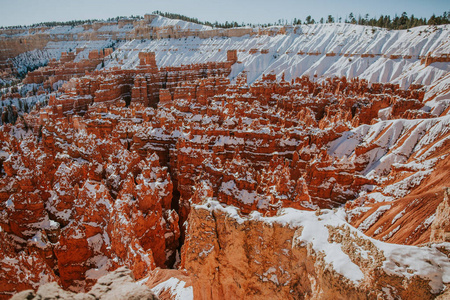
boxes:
[0,49,438,296]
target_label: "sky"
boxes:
[0,0,448,27]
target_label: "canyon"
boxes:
[0,14,450,299]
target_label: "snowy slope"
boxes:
[38,15,210,36]
[8,17,450,89]
[150,15,211,31]
[103,23,450,87]
[12,40,117,75]
[328,115,450,180]
[149,277,193,300]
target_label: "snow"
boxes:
[378,107,392,120]
[391,208,407,225]
[82,180,112,210]
[366,192,394,203]
[196,200,450,292]
[292,212,365,283]
[69,226,86,239]
[96,23,450,87]
[103,231,111,246]
[44,26,85,35]
[150,15,211,31]
[29,231,47,249]
[381,225,401,241]
[383,170,432,197]
[150,277,194,300]
[423,213,436,228]
[87,233,104,252]
[380,241,449,292]
[329,115,450,189]
[219,180,271,208]
[0,93,48,124]
[85,255,111,280]
[5,197,14,209]
[199,245,214,257]
[11,40,115,75]
[4,17,450,91]
[261,267,280,285]
[220,180,256,205]
[358,204,391,231]
[1,18,450,295]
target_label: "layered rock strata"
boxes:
[183,200,450,299]
[0,28,449,298]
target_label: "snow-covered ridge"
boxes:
[33,15,211,36]
[11,40,116,75]
[4,16,449,88]
[149,15,211,31]
[103,23,449,86]
[0,15,213,38]
[197,200,450,293]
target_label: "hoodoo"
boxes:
[1,8,450,300]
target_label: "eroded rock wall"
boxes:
[0,45,449,298]
[183,200,450,299]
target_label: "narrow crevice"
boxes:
[211,210,223,251]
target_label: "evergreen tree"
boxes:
[1,10,449,32]
[349,12,357,24]
[305,16,315,24]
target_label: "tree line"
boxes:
[1,11,449,31]
[151,11,241,28]
[0,15,144,30]
[152,10,449,30]
[296,12,449,30]
[270,12,449,29]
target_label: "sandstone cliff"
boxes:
[183,200,450,299]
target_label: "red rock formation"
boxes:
[421,53,450,66]
[0,119,179,292]
[226,49,238,63]
[347,132,450,245]
[182,201,449,299]
[1,48,446,298]
[23,49,113,85]
[431,188,450,242]
[0,231,60,299]
[35,50,236,117]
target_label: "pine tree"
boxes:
[348,13,357,24]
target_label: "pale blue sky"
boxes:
[0,0,448,27]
